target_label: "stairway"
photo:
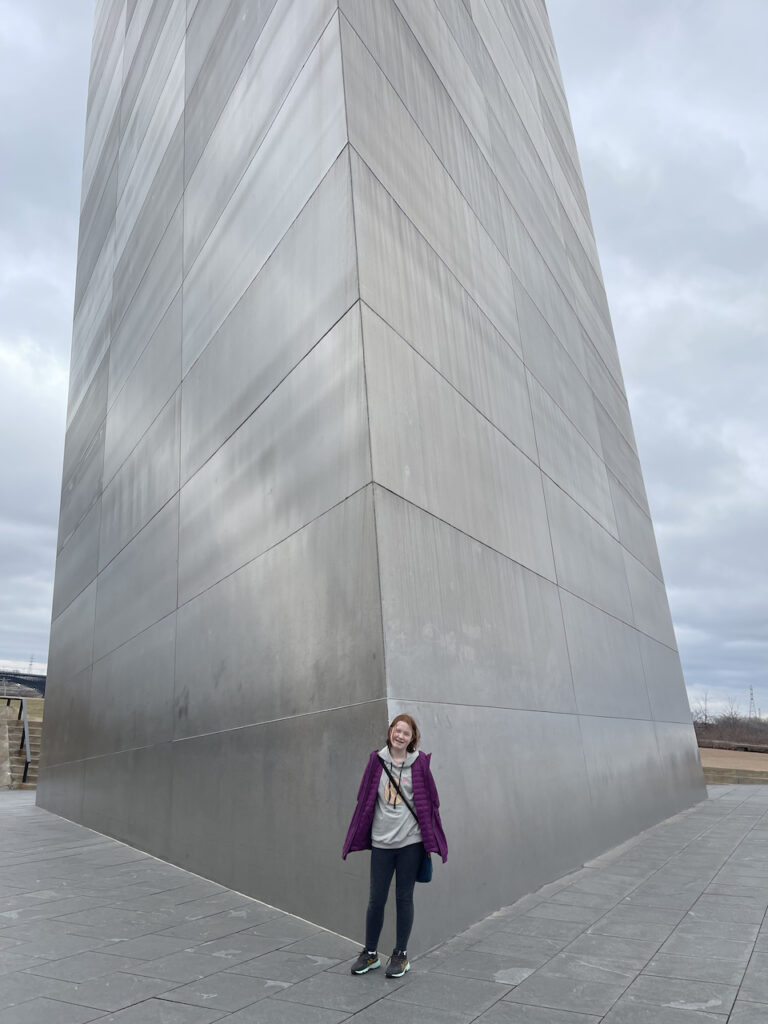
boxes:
[6,716,42,790]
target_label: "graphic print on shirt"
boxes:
[384,777,404,806]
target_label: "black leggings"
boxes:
[365,842,424,952]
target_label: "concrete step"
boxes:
[6,717,41,790]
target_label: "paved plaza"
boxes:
[2,786,768,1023]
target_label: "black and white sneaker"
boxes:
[385,949,410,977]
[350,949,380,974]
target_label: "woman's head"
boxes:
[387,714,420,753]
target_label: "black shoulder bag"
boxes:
[378,756,433,883]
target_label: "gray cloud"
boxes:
[0,0,92,669]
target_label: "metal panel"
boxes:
[184,0,230,98]
[178,306,370,604]
[109,203,182,405]
[390,0,493,160]
[186,0,202,28]
[184,0,334,263]
[174,487,382,739]
[88,614,176,757]
[124,0,154,75]
[47,581,98,685]
[180,151,357,482]
[560,590,652,720]
[468,0,549,159]
[363,306,556,580]
[92,496,179,661]
[168,701,386,942]
[433,0,545,204]
[118,0,185,201]
[624,549,679,649]
[341,0,507,256]
[352,155,536,459]
[182,14,346,371]
[488,103,562,271]
[76,109,120,322]
[544,477,634,622]
[81,9,124,211]
[58,422,105,550]
[375,487,575,714]
[609,471,663,578]
[516,283,599,450]
[386,699,595,953]
[529,374,616,534]
[74,158,117,312]
[112,116,184,332]
[595,400,649,510]
[60,352,108,495]
[81,743,174,862]
[578,716,670,851]
[68,232,113,424]
[115,41,183,259]
[639,636,693,725]
[584,340,636,451]
[474,0,539,114]
[506,207,585,374]
[104,291,181,487]
[38,666,93,768]
[99,392,180,568]
[183,0,279,183]
[342,18,519,352]
[653,723,708,813]
[36,760,86,824]
[51,500,101,619]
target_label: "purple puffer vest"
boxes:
[342,750,448,862]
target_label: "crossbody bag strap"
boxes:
[378,755,419,823]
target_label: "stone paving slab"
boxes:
[2,786,768,1022]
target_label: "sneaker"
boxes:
[385,949,410,978]
[350,949,380,974]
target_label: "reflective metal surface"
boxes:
[99,391,180,568]
[180,150,357,482]
[352,154,535,456]
[182,14,346,371]
[183,0,280,185]
[183,0,336,267]
[41,0,704,956]
[363,306,555,580]
[177,304,370,604]
[103,292,181,488]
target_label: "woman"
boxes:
[342,713,448,978]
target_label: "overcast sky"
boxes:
[1,2,764,716]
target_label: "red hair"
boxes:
[387,714,420,753]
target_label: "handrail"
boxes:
[20,699,31,783]
[2,697,33,786]
[8,698,32,785]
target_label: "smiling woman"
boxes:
[342,713,447,979]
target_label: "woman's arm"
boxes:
[424,753,440,808]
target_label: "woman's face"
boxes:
[389,720,413,754]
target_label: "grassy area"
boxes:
[1,697,44,720]
[25,698,44,720]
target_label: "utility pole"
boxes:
[749,686,757,719]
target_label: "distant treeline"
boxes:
[693,702,768,746]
